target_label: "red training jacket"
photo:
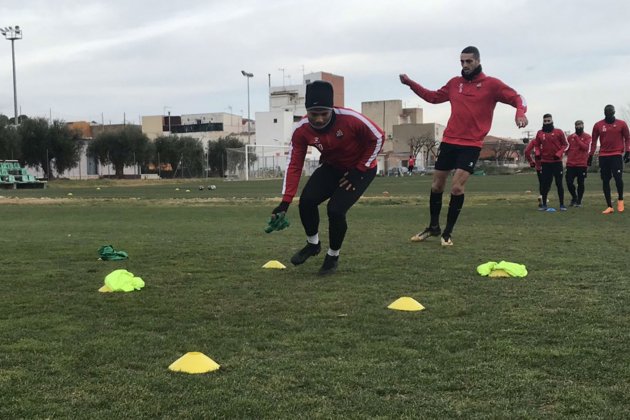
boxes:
[566,132,592,167]
[526,129,568,164]
[282,107,384,203]
[590,119,630,157]
[524,140,542,171]
[405,72,527,148]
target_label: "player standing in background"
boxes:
[525,114,568,211]
[589,105,630,214]
[565,120,591,207]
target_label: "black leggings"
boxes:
[565,166,586,204]
[599,155,624,206]
[541,162,564,206]
[299,164,376,251]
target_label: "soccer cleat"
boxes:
[602,207,614,214]
[569,200,577,207]
[410,226,441,242]
[575,203,582,208]
[440,235,454,247]
[318,254,339,276]
[290,242,321,265]
[537,196,543,208]
[559,205,568,211]
[618,200,624,212]
[538,206,548,211]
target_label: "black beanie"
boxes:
[305,81,334,109]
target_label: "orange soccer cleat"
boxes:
[602,207,614,214]
[617,200,624,213]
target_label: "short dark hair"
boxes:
[461,46,480,60]
[575,120,584,125]
[543,113,553,119]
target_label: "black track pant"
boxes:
[599,155,624,207]
[541,162,564,207]
[565,166,587,204]
[299,164,376,251]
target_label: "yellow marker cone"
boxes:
[388,297,425,312]
[262,260,286,269]
[488,269,510,278]
[98,284,113,293]
[168,352,220,374]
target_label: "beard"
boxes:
[542,123,554,133]
[576,128,584,135]
[461,64,482,81]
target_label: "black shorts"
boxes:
[434,142,481,174]
[599,155,623,178]
[566,166,587,179]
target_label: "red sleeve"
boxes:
[354,118,384,172]
[577,135,590,151]
[406,79,450,104]
[281,131,307,203]
[623,122,630,152]
[524,138,537,164]
[590,124,600,156]
[494,79,527,118]
[555,130,568,158]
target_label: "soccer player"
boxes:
[270,81,384,275]
[399,46,528,246]
[565,120,591,207]
[525,114,569,211]
[524,137,544,208]
[588,105,630,214]
[407,155,416,176]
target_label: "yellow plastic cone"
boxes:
[262,260,286,269]
[98,284,113,293]
[388,297,425,312]
[488,269,510,278]
[168,352,220,374]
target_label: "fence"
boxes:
[225,145,320,180]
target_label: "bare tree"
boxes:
[408,135,438,168]
[491,140,516,164]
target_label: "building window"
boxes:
[273,119,278,123]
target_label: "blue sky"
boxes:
[1,0,629,138]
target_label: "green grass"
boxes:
[1,175,629,418]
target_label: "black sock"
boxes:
[429,191,442,228]
[443,194,465,237]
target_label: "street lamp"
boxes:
[241,70,253,145]
[0,26,22,125]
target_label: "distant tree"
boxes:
[19,117,82,178]
[408,135,438,168]
[490,139,517,164]
[207,136,257,177]
[87,126,149,178]
[48,120,83,175]
[0,115,21,160]
[154,135,204,178]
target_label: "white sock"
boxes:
[307,234,319,245]
[327,248,340,257]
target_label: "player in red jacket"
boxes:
[269,81,384,275]
[588,104,630,214]
[400,46,528,246]
[565,120,591,207]
[525,114,569,211]
[524,137,543,208]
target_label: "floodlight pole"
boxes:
[241,70,254,181]
[1,26,22,125]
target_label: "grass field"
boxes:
[1,174,629,418]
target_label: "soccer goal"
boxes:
[225,145,320,180]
